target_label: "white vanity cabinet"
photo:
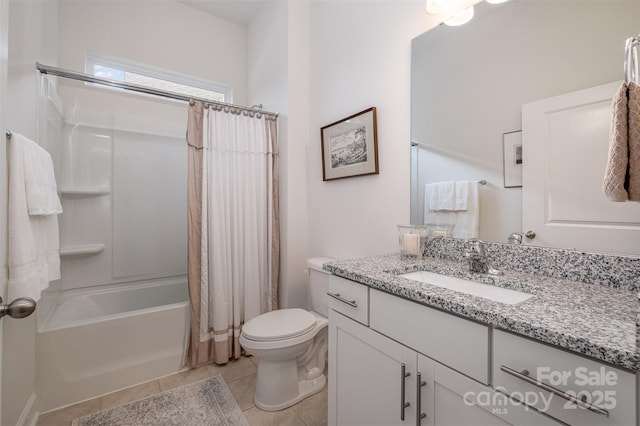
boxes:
[493,329,637,426]
[328,276,562,426]
[328,310,418,425]
[424,355,562,426]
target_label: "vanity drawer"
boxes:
[493,329,636,426]
[328,275,369,325]
[369,288,490,384]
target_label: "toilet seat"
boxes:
[242,308,317,342]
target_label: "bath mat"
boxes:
[72,375,249,426]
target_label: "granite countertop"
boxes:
[324,253,640,372]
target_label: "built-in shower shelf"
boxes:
[60,187,110,197]
[60,244,105,257]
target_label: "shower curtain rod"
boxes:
[36,62,278,119]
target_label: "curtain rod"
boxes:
[36,62,278,119]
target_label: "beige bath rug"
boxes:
[72,375,249,426]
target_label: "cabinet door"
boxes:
[329,310,416,426]
[418,354,562,426]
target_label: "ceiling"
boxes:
[177,0,267,26]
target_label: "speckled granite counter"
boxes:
[324,253,640,372]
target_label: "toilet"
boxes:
[239,257,333,411]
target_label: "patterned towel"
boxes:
[603,82,630,201]
[628,82,640,201]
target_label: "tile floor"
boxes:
[36,356,328,426]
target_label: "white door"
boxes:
[522,81,640,255]
[0,0,10,421]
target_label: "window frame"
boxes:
[85,53,233,103]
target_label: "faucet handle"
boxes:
[466,238,486,256]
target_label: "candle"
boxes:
[402,234,421,256]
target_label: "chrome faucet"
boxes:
[508,233,523,245]
[463,239,503,275]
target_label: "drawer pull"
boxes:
[327,292,358,308]
[416,372,427,425]
[400,363,411,420]
[500,365,609,418]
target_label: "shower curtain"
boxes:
[185,100,279,367]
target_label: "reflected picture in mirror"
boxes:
[503,131,522,188]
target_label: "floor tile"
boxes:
[207,356,257,383]
[101,379,161,410]
[248,355,259,367]
[227,373,257,411]
[243,406,306,426]
[37,398,101,426]
[291,386,328,426]
[37,355,327,426]
[158,364,211,392]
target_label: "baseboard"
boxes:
[15,392,38,426]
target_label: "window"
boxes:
[86,54,231,103]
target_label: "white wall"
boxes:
[4,1,59,423]
[248,1,312,309]
[58,0,247,106]
[306,1,436,260]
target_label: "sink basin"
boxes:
[399,271,534,305]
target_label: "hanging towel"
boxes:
[23,137,63,215]
[603,82,629,201]
[426,181,469,211]
[603,81,640,202]
[8,133,62,302]
[628,82,640,201]
[424,181,479,239]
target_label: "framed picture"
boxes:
[503,131,523,188]
[321,107,379,181]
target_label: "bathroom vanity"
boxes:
[325,244,640,426]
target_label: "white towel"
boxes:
[23,137,63,215]
[425,181,479,239]
[8,133,61,301]
[426,181,470,211]
[453,181,469,211]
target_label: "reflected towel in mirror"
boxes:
[424,181,479,239]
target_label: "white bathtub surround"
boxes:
[36,278,189,411]
[7,132,62,301]
[185,101,279,367]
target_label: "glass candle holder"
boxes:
[398,225,431,258]
[425,223,455,238]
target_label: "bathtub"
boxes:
[37,277,189,412]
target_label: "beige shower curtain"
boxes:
[185,100,279,367]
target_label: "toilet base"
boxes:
[254,373,326,412]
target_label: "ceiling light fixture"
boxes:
[426,0,510,27]
[443,6,474,26]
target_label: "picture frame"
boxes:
[321,107,379,181]
[503,130,523,188]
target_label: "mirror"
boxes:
[411,0,640,253]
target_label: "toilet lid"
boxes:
[242,308,317,342]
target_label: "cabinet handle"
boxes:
[326,292,357,308]
[500,365,609,418]
[416,372,427,425]
[400,363,411,420]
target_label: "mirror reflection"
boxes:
[410,0,640,255]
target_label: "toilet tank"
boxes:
[307,257,334,317]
